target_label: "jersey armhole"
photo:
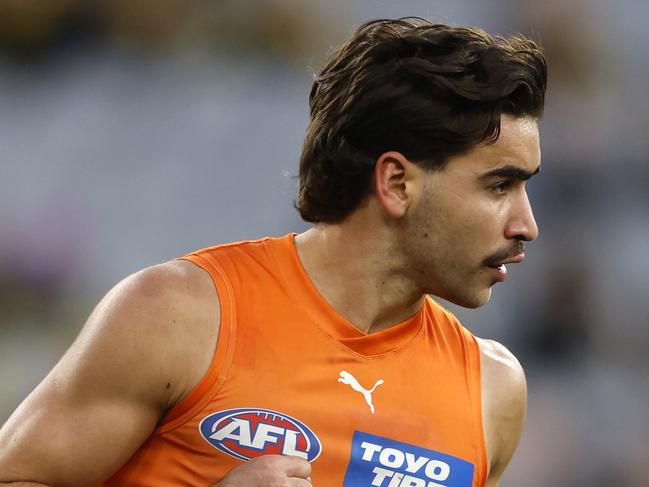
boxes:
[428,302,489,486]
[469,334,489,487]
[155,252,237,433]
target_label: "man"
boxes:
[0,18,546,487]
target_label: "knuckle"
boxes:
[254,454,280,465]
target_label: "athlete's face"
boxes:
[400,115,541,308]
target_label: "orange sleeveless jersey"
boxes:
[103,234,487,487]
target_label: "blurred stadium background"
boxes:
[1,1,648,485]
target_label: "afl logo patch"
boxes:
[199,408,322,462]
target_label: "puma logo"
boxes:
[338,370,384,414]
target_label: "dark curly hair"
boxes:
[296,18,547,223]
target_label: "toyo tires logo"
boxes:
[344,431,475,487]
[199,408,322,462]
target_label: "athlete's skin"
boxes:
[0,115,538,486]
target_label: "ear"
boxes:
[373,151,416,219]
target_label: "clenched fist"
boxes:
[213,455,312,486]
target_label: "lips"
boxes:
[489,254,525,267]
[487,263,508,282]
[485,254,525,282]
[484,240,526,270]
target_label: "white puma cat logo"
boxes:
[338,370,384,414]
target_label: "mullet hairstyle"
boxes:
[296,18,547,223]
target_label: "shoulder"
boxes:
[74,258,221,410]
[476,338,526,401]
[475,337,527,482]
[116,258,217,302]
[91,259,219,350]
[0,260,221,485]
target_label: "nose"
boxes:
[505,189,539,242]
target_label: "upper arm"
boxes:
[477,338,527,487]
[0,260,220,486]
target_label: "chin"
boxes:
[443,287,493,309]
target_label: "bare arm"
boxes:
[477,338,527,487]
[0,260,219,486]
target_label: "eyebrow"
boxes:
[479,164,542,182]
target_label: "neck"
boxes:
[294,217,425,334]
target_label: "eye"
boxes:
[490,180,513,195]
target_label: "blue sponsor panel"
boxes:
[344,431,474,487]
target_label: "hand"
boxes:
[212,455,312,487]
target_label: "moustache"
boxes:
[483,240,526,267]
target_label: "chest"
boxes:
[193,312,483,486]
